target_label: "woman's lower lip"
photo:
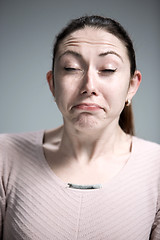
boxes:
[73,104,101,111]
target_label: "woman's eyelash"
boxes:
[64,67,77,71]
[100,69,116,72]
[64,67,116,73]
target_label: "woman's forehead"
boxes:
[63,27,124,45]
[57,27,127,59]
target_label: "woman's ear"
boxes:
[126,70,142,101]
[46,71,55,97]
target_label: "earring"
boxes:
[125,99,131,106]
[54,97,56,102]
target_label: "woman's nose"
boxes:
[80,69,98,96]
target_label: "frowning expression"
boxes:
[51,27,137,130]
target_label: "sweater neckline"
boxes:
[37,130,136,192]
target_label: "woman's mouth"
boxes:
[72,103,103,111]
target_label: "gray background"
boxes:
[0,0,160,143]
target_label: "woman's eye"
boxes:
[100,69,116,73]
[64,67,77,71]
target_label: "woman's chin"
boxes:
[72,114,104,131]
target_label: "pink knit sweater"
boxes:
[0,131,160,240]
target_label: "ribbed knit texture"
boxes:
[0,131,160,240]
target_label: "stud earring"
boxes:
[125,99,131,106]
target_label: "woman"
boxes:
[0,15,160,240]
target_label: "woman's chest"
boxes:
[3,174,157,240]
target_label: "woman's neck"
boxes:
[59,122,131,165]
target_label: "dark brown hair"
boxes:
[52,15,137,135]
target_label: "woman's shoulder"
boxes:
[0,130,44,150]
[133,135,160,147]
[132,135,160,160]
[0,130,44,164]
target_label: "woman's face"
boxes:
[48,27,141,131]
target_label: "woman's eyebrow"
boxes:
[99,51,123,62]
[58,50,82,61]
[57,50,123,62]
